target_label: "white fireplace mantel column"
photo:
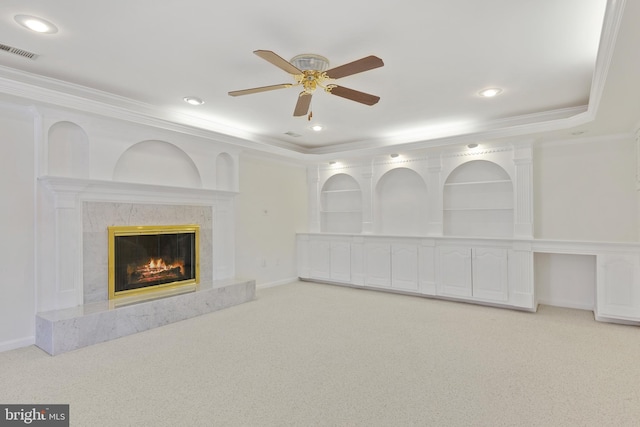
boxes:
[38,178,85,311]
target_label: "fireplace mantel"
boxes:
[37,176,237,312]
[38,176,238,206]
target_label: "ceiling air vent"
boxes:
[0,43,38,60]
[284,131,302,137]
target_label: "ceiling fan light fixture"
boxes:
[290,54,330,72]
[14,15,58,34]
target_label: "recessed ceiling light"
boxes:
[478,88,502,98]
[14,15,58,34]
[183,96,204,106]
[311,125,323,132]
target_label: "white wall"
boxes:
[532,136,636,309]
[534,136,637,242]
[235,154,308,286]
[0,104,36,351]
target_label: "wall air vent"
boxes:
[0,43,38,60]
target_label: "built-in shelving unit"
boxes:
[443,160,514,237]
[321,174,362,233]
[375,167,429,235]
[300,143,640,326]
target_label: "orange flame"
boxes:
[146,258,184,275]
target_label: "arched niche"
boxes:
[375,167,428,235]
[113,140,202,188]
[48,121,90,178]
[321,173,362,233]
[216,152,234,191]
[443,160,514,237]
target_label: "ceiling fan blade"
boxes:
[324,56,384,79]
[228,83,292,97]
[254,50,303,75]
[293,92,312,116]
[328,86,380,106]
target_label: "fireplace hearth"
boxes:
[108,225,200,299]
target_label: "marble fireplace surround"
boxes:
[84,203,212,303]
[35,177,255,355]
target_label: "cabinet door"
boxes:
[309,239,331,280]
[392,244,418,291]
[597,254,640,320]
[365,243,391,287]
[437,246,472,297]
[330,241,351,282]
[472,247,508,302]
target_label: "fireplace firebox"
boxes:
[108,225,200,300]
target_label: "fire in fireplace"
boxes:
[108,225,200,299]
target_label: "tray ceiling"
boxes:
[0,0,636,158]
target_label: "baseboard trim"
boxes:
[537,298,594,311]
[256,277,299,290]
[0,336,35,353]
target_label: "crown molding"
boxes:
[535,131,633,149]
[38,176,238,206]
[0,0,627,163]
[587,0,628,118]
[0,65,310,159]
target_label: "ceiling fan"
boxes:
[229,50,384,118]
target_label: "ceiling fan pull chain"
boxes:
[308,110,313,121]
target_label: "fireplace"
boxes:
[108,225,200,300]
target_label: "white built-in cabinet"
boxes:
[298,234,533,310]
[437,246,508,302]
[302,145,531,311]
[391,244,419,291]
[302,143,640,324]
[299,236,640,323]
[364,241,391,287]
[309,237,351,283]
[360,241,421,291]
[596,253,640,321]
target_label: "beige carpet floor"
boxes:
[1,281,640,426]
